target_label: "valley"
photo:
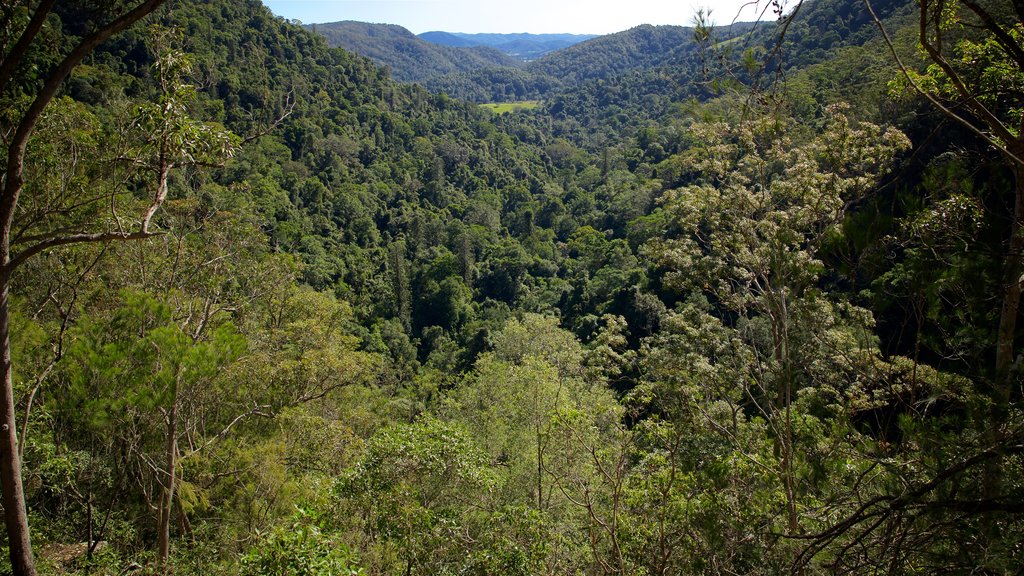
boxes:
[0,0,1020,574]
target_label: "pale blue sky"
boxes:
[261,0,771,34]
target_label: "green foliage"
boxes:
[63,290,245,430]
[480,100,541,114]
[644,109,910,308]
[241,510,363,576]
[128,30,239,168]
[335,415,498,574]
[8,0,1024,573]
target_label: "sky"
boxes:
[261,0,768,34]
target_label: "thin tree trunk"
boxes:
[769,289,800,536]
[995,158,1024,393]
[985,154,1024,524]
[536,421,543,511]
[86,493,94,561]
[0,282,35,576]
[0,4,167,574]
[157,400,178,566]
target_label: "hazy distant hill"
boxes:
[418,31,598,60]
[306,22,717,100]
[528,25,700,84]
[307,21,522,82]
[425,24,730,103]
[418,31,477,48]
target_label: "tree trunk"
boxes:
[985,153,1024,523]
[536,421,543,511]
[0,281,35,576]
[995,157,1024,394]
[769,289,800,536]
[157,400,178,566]
[0,4,166,575]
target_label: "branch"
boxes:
[959,0,1024,69]
[6,0,167,166]
[692,399,777,476]
[17,357,54,460]
[862,0,1024,168]
[2,0,167,247]
[915,1,1019,146]
[181,402,272,461]
[140,159,170,233]
[6,153,175,274]
[791,433,1024,571]
[6,229,161,272]
[240,90,295,145]
[926,498,1024,513]
[294,381,351,404]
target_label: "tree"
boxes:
[440,314,623,571]
[48,196,294,566]
[240,508,364,576]
[642,108,908,544]
[63,290,246,566]
[544,402,632,575]
[446,315,588,509]
[0,3,251,573]
[866,0,1024,399]
[785,0,1024,568]
[336,416,498,574]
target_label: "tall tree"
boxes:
[0,3,178,574]
[866,0,1024,405]
[63,291,246,566]
[643,108,909,539]
[870,0,1024,542]
[769,0,1024,568]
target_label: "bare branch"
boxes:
[7,229,162,272]
[241,90,296,145]
[180,403,272,461]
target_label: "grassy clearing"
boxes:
[481,100,542,114]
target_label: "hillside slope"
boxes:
[419,31,598,60]
[425,24,716,103]
[308,20,523,82]
[8,0,1022,574]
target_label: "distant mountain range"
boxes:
[305,23,597,85]
[417,32,598,60]
[307,22,722,102]
[306,21,523,83]
[418,23,732,103]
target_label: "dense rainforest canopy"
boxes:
[0,0,1022,574]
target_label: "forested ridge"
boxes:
[417,32,597,61]
[0,0,1022,574]
[307,25,597,85]
[306,21,523,84]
